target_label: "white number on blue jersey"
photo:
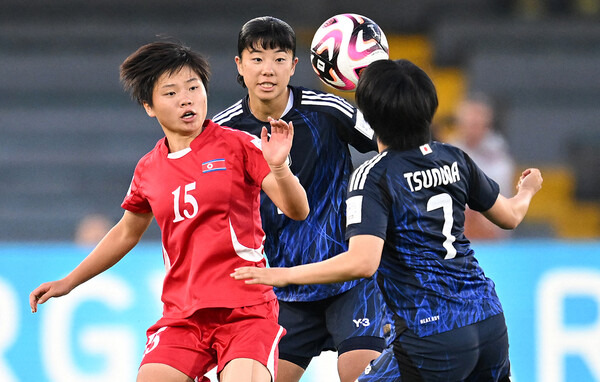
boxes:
[426,193,457,259]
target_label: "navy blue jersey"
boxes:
[213,86,378,301]
[345,141,503,337]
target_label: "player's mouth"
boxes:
[181,110,196,120]
[258,82,275,90]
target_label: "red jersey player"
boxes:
[29,41,309,382]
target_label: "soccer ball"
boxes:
[310,13,389,92]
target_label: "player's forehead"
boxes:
[155,66,201,86]
[245,39,293,55]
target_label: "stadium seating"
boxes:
[0,0,598,240]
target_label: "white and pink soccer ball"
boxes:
[310,13,389,92]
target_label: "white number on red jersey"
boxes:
[172,182,199,223]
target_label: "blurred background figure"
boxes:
[449,93,515,240]
[74,214,113,246]
[515,0,599,18]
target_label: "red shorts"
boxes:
[140,299,285,380]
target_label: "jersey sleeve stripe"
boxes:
[301,91,354,112]
[350,158,370,191]
[212,100,243,125]
[300,90,354,115]
[349,151,387,191]
[301,99,354,119]
[301,89,354,108]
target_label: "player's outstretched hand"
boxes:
[29,279,73,313]
[261,117,293,169]
[516,168,543,195]
[231,266,291,287]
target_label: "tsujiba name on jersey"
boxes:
[403,162,460,192]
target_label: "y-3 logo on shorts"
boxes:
[353,318,371,328]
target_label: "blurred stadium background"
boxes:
[1,0,599,381]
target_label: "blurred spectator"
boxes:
[449,93,516,240]
[74,214,112,246]
[515,0,599,17]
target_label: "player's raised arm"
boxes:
[483,168,543,229]
[260,117,309,221]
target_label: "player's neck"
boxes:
[163,129,203,153]
[377,139,388,153]
[248,90,290,122]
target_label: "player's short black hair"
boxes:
[356,59,438,151]
[236,16,296,87]
[120,40,210,107]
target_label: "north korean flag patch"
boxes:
[202,159,226,173]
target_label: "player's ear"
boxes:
[289,57,298,77]
[143,102,155,118]
[235,56,243,75]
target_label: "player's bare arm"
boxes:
[232,234,383,286]
[261,117,309,220]
[483,168,543,229]
[29,210,153,313]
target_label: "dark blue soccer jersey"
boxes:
[213,86,378,301]
[345,141,503,337]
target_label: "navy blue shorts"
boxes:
[278,277,388,369]
[358,313,511,382]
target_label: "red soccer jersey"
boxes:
[122,120,275,318]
